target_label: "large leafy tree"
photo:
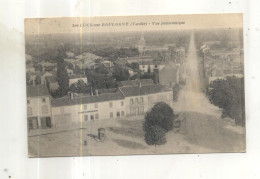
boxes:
[85,68,117,91]
[143,102,174,147]
[208,76,245,126]
[143,102,175,133]
[112,65,130,82]
[144,125,166,148]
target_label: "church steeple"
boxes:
[136,32,146,55]
[139,32,145,46]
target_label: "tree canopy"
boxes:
[208,76,245,126]
[57,59,69,97]
[70,80,89,94]
[143,102,175,132]
[144,125,166,147]
[143,102,174,147]
[112,65,130,82]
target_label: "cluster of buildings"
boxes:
[26,32,186,130]
[200,41,244,85]
[27,79,173,130]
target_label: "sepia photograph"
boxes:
[24,14,245,157]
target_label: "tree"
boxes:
[112,65,130,81]
[34,75,41,85]
[143,102,175,133]
[208,76,245,126]
[144,125,166,148]
[70,80,89,94]
[57,58,69,97]
[85,69,117,91]
[95,63,109,75]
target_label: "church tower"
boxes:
[136,32,146,55]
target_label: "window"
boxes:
[121,101,124,106]
[135,98,139,103]
[130,98,134,104]
[110,112,113,118]
[117,112,120,117]
[42,98,46,103]
[27,100,30,104]
[46,117,52,128]
[121,111,124,116]
[109,102,113,108]
[95,113,99,120]
[84,115,88,121]
[139,106,144,114]
[90,115,94,120]
[27,107,32,116]
[29,120,33,129]
[130,108,136,116]
[95,103,98,108]
[140,97,144,104]
[84,104,87,111]
[42,105,48,114]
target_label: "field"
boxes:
[28,111,245,157]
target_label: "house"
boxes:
[27,85,52,130]
[101,60,113,68]
[159,62,180,87]
[75,52,102,63]
[26,72,37,85]
[69,75,88,87]
[117,56,153,65]
[119,84,173,116]
[40,71,54,85]
[126,68,136,77]
[139,61,165,73]
[40,62,57,71]
[26,64,35,73]
[67,68,74,76]
[45,76,59,91]
[119,79,154,87]
[50,83,173,127]
[51,92,125,127]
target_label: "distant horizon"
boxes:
[24,27,243,36]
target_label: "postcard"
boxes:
[25,14,245,157]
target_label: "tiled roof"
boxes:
[119,84,171,97]
[27,85,49,97]
[51,92,124,107]
[119,79,154,87]
[69,75,87,79]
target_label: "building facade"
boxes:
[27,81,174,129]
[27,85,52,130]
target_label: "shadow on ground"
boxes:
[107,119,145,138]
[113,139,147,150]
[175,111,246,152]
